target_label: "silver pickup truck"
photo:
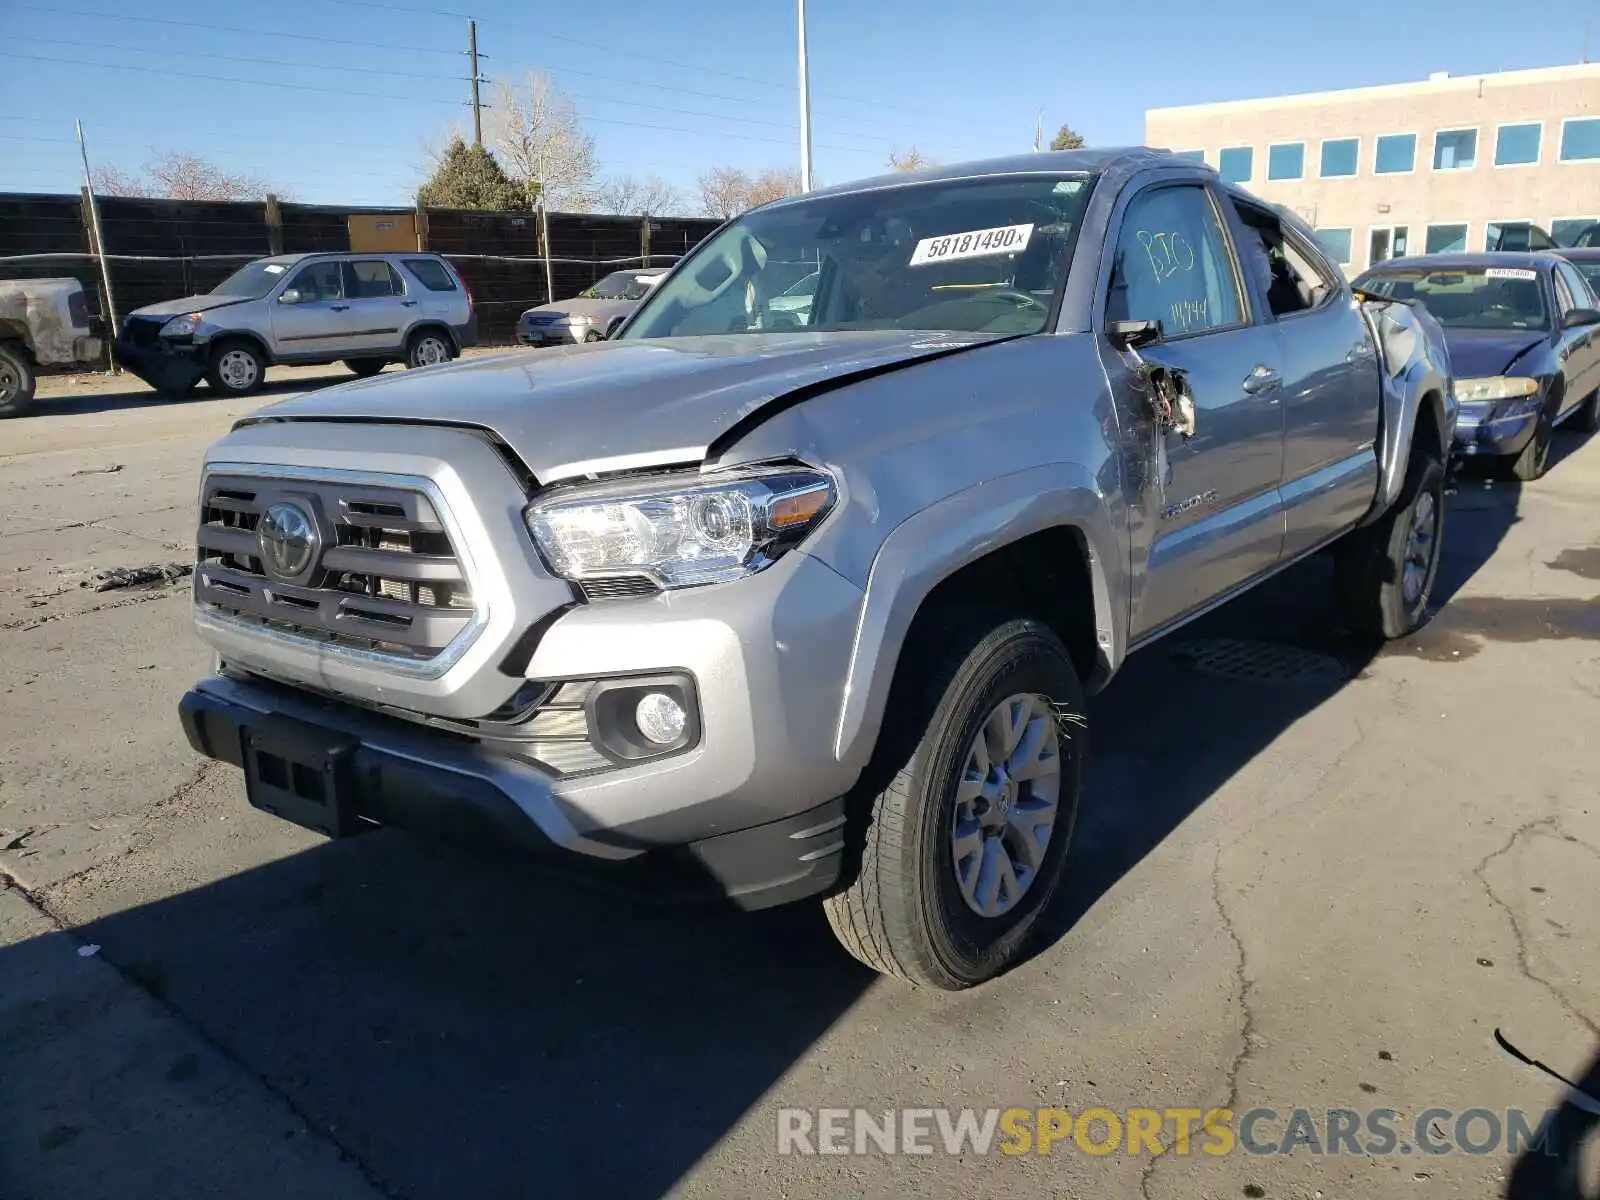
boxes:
[178,149,1453,989]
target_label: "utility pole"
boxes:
[797,0,813,192]
[467,19,484,145]
[75,119,119,373]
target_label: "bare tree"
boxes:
[592,175,686,216]
[696,166,751,219]
[887,146,935,172]
[745,167,802,208]
[93,152,274,200]
[489,73,599,211]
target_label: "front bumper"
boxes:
[179,674,850,910]
[113,335,208,394]
[1451,398,1541,457]
[516,321,588,346]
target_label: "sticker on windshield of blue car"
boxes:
[909,223,1034,267]
[1485,268,1537,280]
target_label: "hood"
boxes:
[129,294,255,320]
[1443,330,1548,378]
[522,297,638,322]
[240,330,1000,483]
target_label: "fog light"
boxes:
[635,692,687,745]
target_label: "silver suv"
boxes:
[115,252,477,397]
[178,150,1452,989]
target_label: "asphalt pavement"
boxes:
[2,363,1598,1199]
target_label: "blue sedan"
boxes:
[1355,252,1600,480]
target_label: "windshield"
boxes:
[580,271,659,301]
[1358,266,1550,331]
[622,174,1095,339]
[212,260,294,299]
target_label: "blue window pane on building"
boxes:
[1268,143,1305,180]
[1425,225,1468,254]
[1561,118,1600,161]
[1374,134,1416,174]
[1173,150,1205,162]
[1433,129,1477,170]
[1219,147,1253,183]
[1314,228,1352,263]
[1320,139,1358,177]
[1494,123,1541,166]
[1552,218,1600,247]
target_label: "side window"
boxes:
[402,258,458,292]
[287,261,343,302]
[344,260,402,299]
[1108,185,1243,335]
[1230,201,1337,318]
[1556,260,1597,309]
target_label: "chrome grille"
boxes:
[195,473,477,662]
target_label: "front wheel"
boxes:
[1335,445,1445,639]
[1573,387,1600,435]
[405,330,453,369]
[205,340,265,396]
[343,358,387,378]
[1505,393,1556,481]
[0,342,36,418]
[823,609,1084,989]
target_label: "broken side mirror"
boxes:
[279,289,302,305]
[1108,318,1163,351]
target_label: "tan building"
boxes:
[1145,64,1600,274]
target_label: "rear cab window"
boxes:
[344,260,406,299]
[1229,198,1340,318]
[403,258,459,292]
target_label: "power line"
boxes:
[15,5,463,57]
[19,35,466,82]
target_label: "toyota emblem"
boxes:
[257,501,320,580]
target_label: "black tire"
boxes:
[1504,388,1557,481]
[1574,387,1600,435]
[582,329,604,343]
[405,328,454,369]
[0,342,36,418]
[343,358,387,378]
[204,338,265,396]
[1334,444,1445,639]
[822,608,1085,989]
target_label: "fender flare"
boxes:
[830,463,1124,771]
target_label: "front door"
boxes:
[1368,226,1409,269]
[271,260,357,358]
[1104,181,1287,639]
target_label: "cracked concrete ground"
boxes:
[2,369,1599,1200]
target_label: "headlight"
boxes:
[563,314,593,326]
[159,313,205,338]
[525,467,836,589]
[1454,376,1540,403]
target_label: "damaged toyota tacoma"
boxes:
[179,149,1454,989]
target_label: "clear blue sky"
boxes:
[1,0,1596,211]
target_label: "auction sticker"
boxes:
[1485,268,1537,280]
[909,223,1033,266]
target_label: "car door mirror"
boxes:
[1108,318,1164,350]
[279,289,302,305]
[1561,307,1600,328]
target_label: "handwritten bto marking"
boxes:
[1137,229,1196,283]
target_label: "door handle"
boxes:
[401,300,418,307]
[330,304,350,311]
[1241,365,1281,394]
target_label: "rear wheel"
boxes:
[0,342,36,418]
[1335,443,1445,639]
[405,329,453,369]
[205,339,264,396]
[822,609,1084,989]
[343,358,387,378]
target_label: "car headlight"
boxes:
[159,313,205,338]
[1454,376,1540,403]
[525,467,836,589]
[563,314,593,326]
